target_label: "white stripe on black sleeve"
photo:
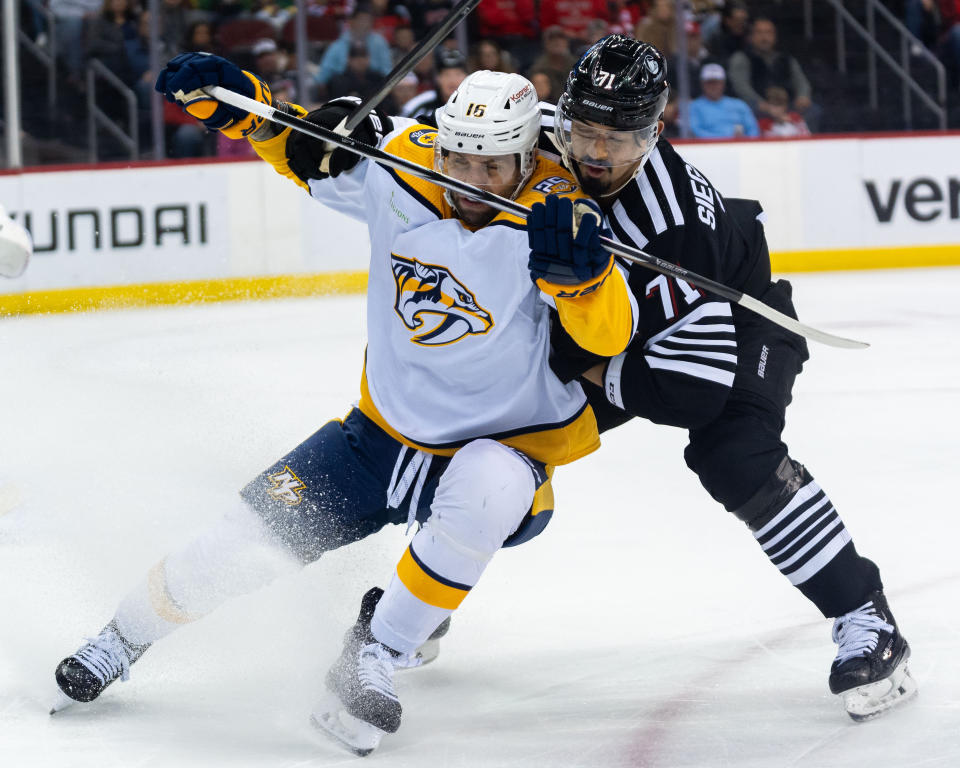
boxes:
[752,480,852,586]
[611,200,649,249]
[649,149,684,227]
[637,173,668,234]
[642,302,738,388]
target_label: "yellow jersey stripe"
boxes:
[147,560,202,625]
[396,546,470,610]
[357,365,600,465]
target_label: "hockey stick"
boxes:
[207,86,869,350]
[342,0,480,133]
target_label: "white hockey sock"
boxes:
[113,501,300,646]
[370,572,454,655]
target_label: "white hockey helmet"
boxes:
[434,70,541,201]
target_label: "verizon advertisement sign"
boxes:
[676,133,960,253]
[0,134,957,298]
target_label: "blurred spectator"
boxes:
[530,71,553,101]
[905,0,942,52]
[406,0,454,38]
[635,0,677,58]
[183,21,219,54]
[610,1,650,36]
[328,41,382,100]
[50,0,105,76]
[370,0,411,43]
[159,0,190,54]
[85,0,138,83]
[704,0,749,63]
[384,72,420,113]
[661,88,681,137]
[400,48,468,121]
[470,39,514,74]
[692,0,723,40]
[539,0,609,43]
[475,0,535,39]
[391,25,416,63]
[475,0,536,64]
[757,86,811,137]
[528,26,576,103]
[689,62,758,138]
[252,38,298,101]
[574,18,610,57]
[937,1,960,85]
[728,17,818,130]
[667,19,710,99]
[314,3,392,92]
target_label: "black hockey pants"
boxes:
[589,280,882,617]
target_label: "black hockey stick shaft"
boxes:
[207,86,868,350]
[343,0,480,132]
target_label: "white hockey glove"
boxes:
[0,205,32,278]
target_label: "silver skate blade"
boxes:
[842,658,918,722]
[397,637,439,670]
[50,690,78,715]
[310,692,385,757]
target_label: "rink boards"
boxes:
[1,132,958,314]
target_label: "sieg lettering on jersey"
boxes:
[392,254,493,346]
[685,163,717,230]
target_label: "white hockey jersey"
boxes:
[252,116,637,465]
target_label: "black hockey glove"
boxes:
[528,195,613,287]
[286,97,393,183]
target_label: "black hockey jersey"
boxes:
[539,108,772,429]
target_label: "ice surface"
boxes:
[1,269,959,767]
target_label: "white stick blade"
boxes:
[736,294,870,350]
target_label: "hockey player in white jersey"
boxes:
[52,55,637,755]
[0,204,32,279]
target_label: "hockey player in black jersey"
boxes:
[542,34,916,722]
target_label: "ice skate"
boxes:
[311,612,403,755]
[312,587,435,755]
[829,591,917,721]
[51,620,151,713]
[339,586,451,670]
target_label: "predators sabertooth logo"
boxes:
[408,128,437,148]
[392,255,493,346]
[266,465,306,506]
[533,176,579,195]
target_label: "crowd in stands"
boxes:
[9,0,960,161]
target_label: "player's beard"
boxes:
[576,159,642,202]
[451,193,497,227]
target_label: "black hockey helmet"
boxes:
[559,35,669,131]
[554,36,669,199]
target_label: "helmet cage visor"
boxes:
[555,105,659,176]
[434,144,534,201]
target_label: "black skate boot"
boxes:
[310,588,405,755]
[52,620,151,713]
[333,586,451,669]
[829,591,917,721]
